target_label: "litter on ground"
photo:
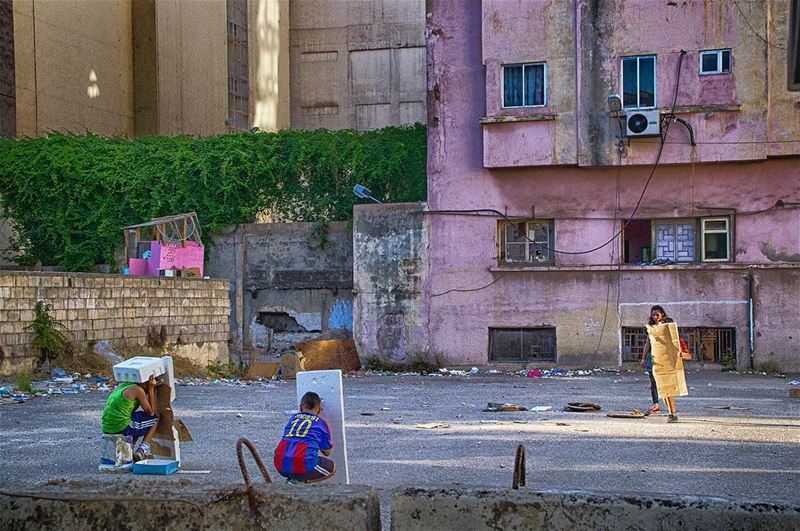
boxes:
[415,422,450,429]
[564,402,602,412]
[483,402,528,412]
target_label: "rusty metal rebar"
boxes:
[236,437,272,513]
[512,443,526,490]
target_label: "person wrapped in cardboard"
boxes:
[644,305,690,422]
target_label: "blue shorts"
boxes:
[114,411,158,438]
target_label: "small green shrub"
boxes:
[363,354,439,374]
[363,357,384,371]
[408,354,441,374]
[15,371,33,393]
[720,348,736,372]
[206,360,232,379]
[24,301,70,365]
[758,360,783,376]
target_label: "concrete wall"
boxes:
[424,0,800,370]
[289,0,426,130]
[2,481,796,530]
[0,481,380,530]
[8,0,425,136]
[428,264,798,370]
[353,202,429,365]
[12,0,134,137]
[391,487,800,531]
[155,0,228,136]
[10,0,227,138]
[0,272,230,375]
[206,222,353,357]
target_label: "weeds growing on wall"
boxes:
[0,125,427,271]
[24,301,71,366]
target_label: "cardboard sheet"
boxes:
[296,370,350,484]
[647,322,689,398]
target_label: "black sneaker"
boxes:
[667,414,679,423]
[133,449,147,462]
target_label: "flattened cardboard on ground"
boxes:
[245,360,280,379]
[297,338,361,372]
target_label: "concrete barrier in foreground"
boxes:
[0,480,380,531]
[391,487,800,531]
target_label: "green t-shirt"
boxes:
[101,382,139,434]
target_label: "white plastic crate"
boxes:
[113,357,165,383]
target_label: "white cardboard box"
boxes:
[113,357,165,383]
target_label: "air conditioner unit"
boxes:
[625,110,661,137]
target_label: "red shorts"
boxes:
[281,455,336,483]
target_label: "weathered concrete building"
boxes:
[4,0,425,136]
[427,0,800,370]
[354,0,800,371]
[206,222,354,357]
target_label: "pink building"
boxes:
[418,0,800,370]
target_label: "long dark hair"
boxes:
[648,305,674,325]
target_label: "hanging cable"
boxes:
[428,50,688,258]
[732,0,784,49]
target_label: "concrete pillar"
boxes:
[132,0,158,136]
[0,0,15,137]
[248,0,290,131]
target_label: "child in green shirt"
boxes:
[101,375,159,461]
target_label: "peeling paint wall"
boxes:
[353,202,429,364]
[206,222,353,357]
[425,0,800,370]
[476,0,800,167]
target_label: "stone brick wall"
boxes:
[0,272,230,375]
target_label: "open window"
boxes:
[498,219,555,265]
[622,216,731,264]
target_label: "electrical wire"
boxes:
[732,0,785,49]
[592,151,623,357]
[664,139,800,144]
[428,51,689,297]
[430,271,508,297]
[428,50,688,257]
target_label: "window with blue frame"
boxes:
[503,63,546,107]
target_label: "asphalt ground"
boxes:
[1,370,798,507]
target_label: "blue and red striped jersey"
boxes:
[273,411,333,476]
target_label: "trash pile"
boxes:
[345,366,620,379]
[176,376,283,388]
[0,367,112,405]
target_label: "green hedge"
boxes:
[0,125,426,271]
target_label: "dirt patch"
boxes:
[51,346,113,377]
[172,356,208,378]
